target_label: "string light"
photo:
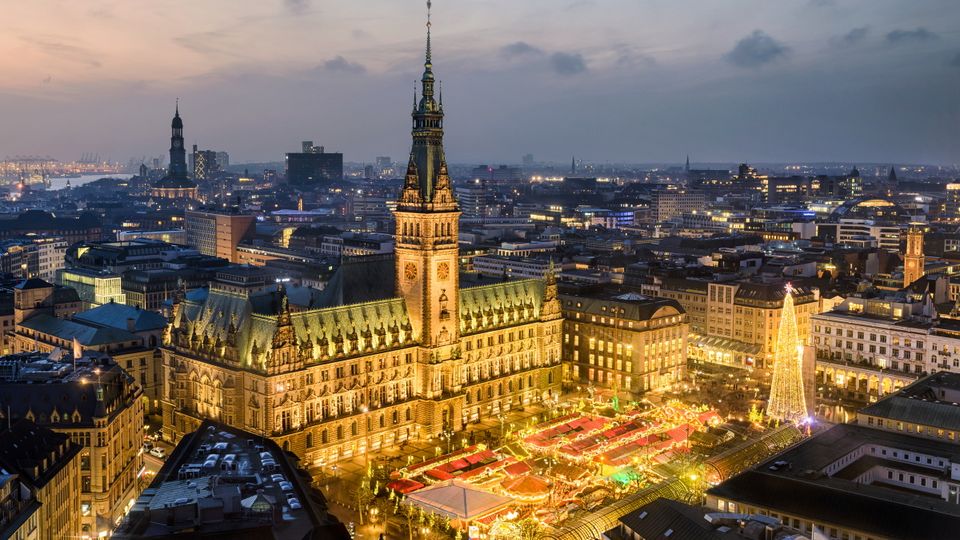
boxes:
[767,284,808,424]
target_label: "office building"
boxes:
[471,164,522,184]
[116,229,187,245]
[812,293,960,405]
[56,267,126,307]
[285,142,343,185]
[0,351,144,536]
[561,291,688,396]
[191,145,221,181]
[12,277,82,325]
[375,156,393,177]
[0,236,67,281]
[185,208,256,263]
[472,255,557,280]
[0,210,101,245]
[644,278,820,369]
[319,232,395,259]
[12,298,166,413]
[0,472,41,540]
[651,189,706,223]
[455,179,494,218]
[0,420,82,540]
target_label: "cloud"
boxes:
[284,0,310,15]
[614,43,656,68]
[950,52,960,68]
[550,52,587,75]
[321,55,366,74]
[20,36,101,68]
[837,26,869,46]
[500,41,543,58]
[724,30,789,68]
[886,27,938,44]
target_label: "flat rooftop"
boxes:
[117,420,348,539]
[708,423,960,539]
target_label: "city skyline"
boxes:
[0,0,957,165]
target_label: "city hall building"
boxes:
[159,25,563,468]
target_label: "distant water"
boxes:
[46,173,133,191]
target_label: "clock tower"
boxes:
[395,2,462,433]
[394,2,459,348]
[903,225,924,288]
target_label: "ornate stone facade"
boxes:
[159,19,562,469]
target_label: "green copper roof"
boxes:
[459,279,544,336]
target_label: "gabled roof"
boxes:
[315,256,395,307]
[74,303,167,332]
[14,278,52,290]
[20,313,141,346]
[0,420,80,489]
[459,279,544,335]
[176,286,413,369]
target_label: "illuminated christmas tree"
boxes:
[767,284,808,424]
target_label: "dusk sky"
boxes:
[1,0,958,166]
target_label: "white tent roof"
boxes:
[404,480,511,520]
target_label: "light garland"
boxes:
[766,285,808,424]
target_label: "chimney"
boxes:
[126,317,136,332]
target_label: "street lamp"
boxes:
[439,429,454,454]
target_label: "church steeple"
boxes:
[399,0,453,209]
[168,101,188,179]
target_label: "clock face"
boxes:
[173,140,182,149]
[437,262,449,280]
[404,263,418,281]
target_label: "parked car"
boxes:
[149,447,166,459]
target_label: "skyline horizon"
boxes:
[0,0,957,167]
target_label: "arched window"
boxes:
[351,421,358,437]
[321,430,328,444]
[306,433,313,448]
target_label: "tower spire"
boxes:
[425,0,432,66]
[398,0,450,207]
